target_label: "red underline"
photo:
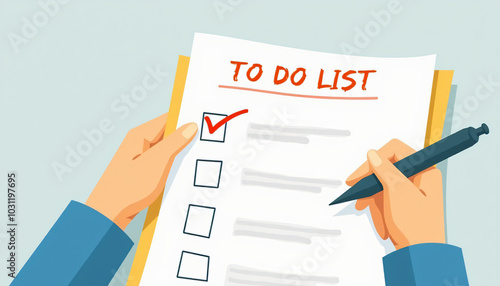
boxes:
[218,85,378,100]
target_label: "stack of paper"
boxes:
[139,34,436,285]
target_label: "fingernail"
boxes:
[367,149,382,167]
[181,123,198,138]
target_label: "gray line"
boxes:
[230,269,339,284]
[242,180,321,193]
[249,123,351,137]
[227,277,307,286]
[249,129,312,139]
[233,230,312,244]
[243,169,341,187]
[247,132,309,144]
[232,225,312,244]
[233,223,337,245]
[228,265,339,284]
[235,219,342,236]
[440,84,457,243]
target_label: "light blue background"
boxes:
[1,1,499,285]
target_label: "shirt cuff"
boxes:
[383,243,469,286]
[13,200,133,286]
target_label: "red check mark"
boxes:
[204,109,248,134]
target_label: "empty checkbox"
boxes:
[194,159,223,188]
[183,204,216,238]
[176,251,210,281]
[200,112,227,143]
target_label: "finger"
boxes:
[346,161,370,186]
[409,165,436,183]
[121,123,197,218]
[139,122,198,168]
[365,194,389,239]
[370,202,389,239]
[367,139,416,187]
[133,113,169,142]
[346,139,416,186]
[367,149,414,192]
[354,194,389,239]
[412,167,442,198]
[355,197,371,210]
[119,113,169,157]
[378,139,416,162]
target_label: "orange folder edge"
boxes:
[127,55,190,286]
[425,70,454,146]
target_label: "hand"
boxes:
[86,113,197,230]
[346,139,445,250]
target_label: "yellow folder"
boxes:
[126,55,453,285]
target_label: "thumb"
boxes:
[366,149,413,192]
[139,122,198,167]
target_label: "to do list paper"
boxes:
[140,33,436,285]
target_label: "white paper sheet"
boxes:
[140,33,436,285]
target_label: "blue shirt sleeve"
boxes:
[383,243,469,286]
[12,201,133,286]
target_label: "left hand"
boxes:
[86,113,197,229]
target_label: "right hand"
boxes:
[346,139,445,250]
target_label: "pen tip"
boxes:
[329,199,339,206]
